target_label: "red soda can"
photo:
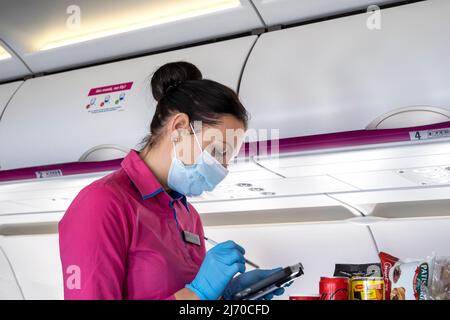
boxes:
[319,277,349,300]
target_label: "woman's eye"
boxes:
[210,147,226,163]
[210,146,223,155]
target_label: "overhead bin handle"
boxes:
[79,144,130,162]
[366,106,450,130]
[345,216,388,226]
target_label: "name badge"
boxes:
[182,230,201,246]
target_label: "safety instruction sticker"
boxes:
[35,169,63,179]
[85,81,133,114]
[409,128,450,141]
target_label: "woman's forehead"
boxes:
[202,126,246,143]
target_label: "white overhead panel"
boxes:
[331,186,450,210]
[0,157,352,218]
[0,81,22,119]
[189,156,358,214]
[200,205,355,227]
[0,234,63,299]
[0,213,64,226]
[204,222,379,297]
[370,217,450,258]
[0,241,24,299]
[193,159,358,201]
[0,41,30,82]
[3,134,450,218]
[0,173,106,216]
[193,193,347,215]
[0,36,257,170]
[240,0,450,139]
[369,200,450,220]
[193,137,450,216]
[251,0,399,26]
[257,139,450,189]
[0,0,262,73]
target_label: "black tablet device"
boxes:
[232,263,304,300]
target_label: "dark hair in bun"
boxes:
[143,61,248,149]
[151,61,202,102]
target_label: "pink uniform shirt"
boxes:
[58,149,206,299]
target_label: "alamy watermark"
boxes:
[367,5,382,30]
[66,5,81,30]
[66,265,81,290]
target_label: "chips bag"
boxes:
[379,252,433,300]
[424,256,450,300]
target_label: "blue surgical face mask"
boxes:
[168,124,229,197]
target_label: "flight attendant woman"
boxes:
[59,61,285,300]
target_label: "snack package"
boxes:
[379,252,433,300]
[425,256,450,300]
[334,263,382,278]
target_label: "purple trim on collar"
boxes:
[121,149,164,199]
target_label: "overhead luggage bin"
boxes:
[250,0,400,26]
[0,36,257,170]
[0,81,23,124]
[0,42,30,82]
[0,0,262,74]
[239,0,450,140]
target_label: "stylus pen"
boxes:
[204,236,260,269]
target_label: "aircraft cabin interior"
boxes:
[0,0,449,302]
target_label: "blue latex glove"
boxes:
[223,268,287,300]
[186,240,246,300]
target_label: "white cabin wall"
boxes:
[0,236,24,300]
[204,222,379,297]
[0,234,63,300]
[370,217,450,258]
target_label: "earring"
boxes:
[171,133,181,143]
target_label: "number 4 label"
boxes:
[410,128,450,141]
[414,131,422,140]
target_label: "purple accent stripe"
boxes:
[0,159,123,183]
[88,82,133,96]
[239,121,450,156]
[1,121,450,184]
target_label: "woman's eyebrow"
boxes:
[225,141,236,153]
